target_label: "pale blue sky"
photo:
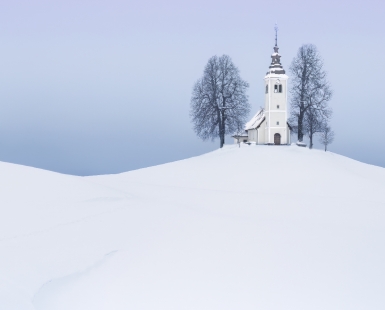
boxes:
[0,0,384,175]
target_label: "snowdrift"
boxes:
[1,145,384,310]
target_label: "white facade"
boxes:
[236,40,291,145]
[263,72,290,144]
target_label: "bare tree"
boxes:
[319,126,335,151]
[304,108,325,149]
[190,55,250,148]
[289,44,332,142]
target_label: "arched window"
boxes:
[265,85,268,94]
[274,84,283,93]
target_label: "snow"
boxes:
[265,73,289,79]
[245,108,265,130]
[1,145,385,310]
[296,141,307,147]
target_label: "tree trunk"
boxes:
[298,110,304,142]
[220,134,225,148]
[309,134,313,149]
[219,120,225,148]
[219,110,226,148]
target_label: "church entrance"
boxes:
[274,133,281,145]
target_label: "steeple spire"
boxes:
[267,24,285,75]
[275,24,278,47]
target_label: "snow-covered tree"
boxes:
[319,126,335,151]
[304,108,325,149]
[289,44,332,143]
[190,55,250,148]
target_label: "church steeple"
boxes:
[267,25,285,75]
[275,24,278,47]
[240,26,290,146]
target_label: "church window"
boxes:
[275,84,283,93]
[277,121,279,125]
[265,85,268,93]
[277,105,280,109]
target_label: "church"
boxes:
[234,35,292,145]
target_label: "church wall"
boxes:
[265,79,288,110]
[248,129,257,142]
[265,111,286,128]
[264,75,288,144]
[264,117,287,144]
[267,127,288,144]
[265,81,288,111]
[257,121,266,144]
[263,128,285,144]
[244,122,290,145]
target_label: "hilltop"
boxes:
[1,145,384,309]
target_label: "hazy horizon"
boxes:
[1,0,384,175]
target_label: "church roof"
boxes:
[245,109,265,130]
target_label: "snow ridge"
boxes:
[0,145,384,310]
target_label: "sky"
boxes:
[0,0,384,175]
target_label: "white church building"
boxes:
[234,36,292,145]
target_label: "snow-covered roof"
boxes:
[264,73,289,79]
[245,109,265,130]
[232,132,248,137]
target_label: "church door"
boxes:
[274,133,281,145]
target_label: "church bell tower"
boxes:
[264,26,290,145]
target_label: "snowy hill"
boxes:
[1,145,385,310]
